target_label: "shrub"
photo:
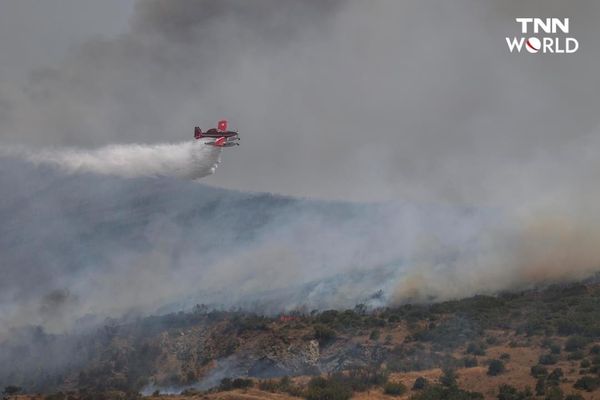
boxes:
[497,384,533,400]
[550,344,562,355]
[531,364,548,378]
[231,378,253,389]
[573,376,600,391]
[488,360,506,376]
[565,336,589,352]
[547,368,563,385]
[341,367,388,391]
[567,351,584,361]
[3,387,22,395]
[466,342,486,356]
[44,393,65,400]
[413,377,428,390]
[580,359,590,368]
[539,354,559,365]
[486,336,500,345]
[463,357,478,368]
[564,395,584,400]
[535,378,545,396]
[305,376,352,400]
[314,325,336,346]
[590,344,600,355]
[258,380,278,392]
[258,376,301,396]
[500,353,511,361]
[544,386,564,400]
[217,377,253,391]
[383,382,407,396]
[219,378,233,391]
[439,367,458,387]
[369,329,381,341]
[411,384,483,400]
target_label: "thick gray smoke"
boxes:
[2,140,222,179]
[1,0,600,337]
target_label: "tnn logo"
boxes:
[506,18,578,54]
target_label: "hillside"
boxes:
[3,279,600,399]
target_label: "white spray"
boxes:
[1,139,222,180]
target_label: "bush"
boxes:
[258,380,278,392]
[466,342,486,356]
[369,329,381,341]
[218,377,253,391]
[463,357,478,368]
[44,393,65,400]
[232,378,253,389]
[488,360,506,376]
[547,368,563,385]
[314,325,336,346]
[411,384,483,400]
[340,367,388,392]
[564,395,584,400]
[539,354,559,365]
[413,377,428,390]
[219,378,233,391]
[580,359,590,368]
[573,376,600,392]
[258,376,300,396]
[544,386,564,400]
[439,368,458,387]
[305,376,352,400]
[383,382,407,396]
[590,344,600,355]
[486,336,500,345]
[497,384,533,400]
[3,386,22,395]
[565,336,589,352]
[536,378,545,396]
[550,344,562,355]
[531,364,548,378]
[567,351,584,361]
[500,353,511,361]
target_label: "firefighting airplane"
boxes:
[194,120,239,147]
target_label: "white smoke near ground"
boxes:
[0,0,600,337]
[0,140,222,180]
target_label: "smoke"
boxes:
[1,140,222,179]
[1,0,600,336]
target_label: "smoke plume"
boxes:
[0,0,600,336]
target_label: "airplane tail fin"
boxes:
[194,127,203,139]
[217,120,228,132]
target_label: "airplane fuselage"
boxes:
[194,121,239,147]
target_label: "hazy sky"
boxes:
[0,0,135,82]
[1,0,599,203]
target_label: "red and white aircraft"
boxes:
[194,120,239,147]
